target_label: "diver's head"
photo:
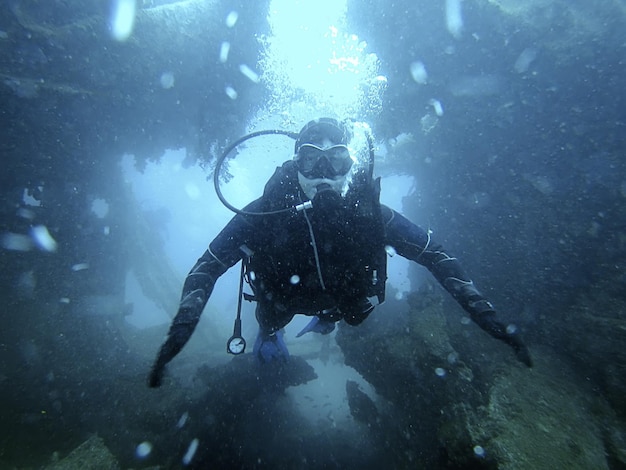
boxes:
[294,118,355,199]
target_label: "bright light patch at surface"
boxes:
[260,0,385,120]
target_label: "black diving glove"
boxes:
[473,310,533,368]
[148,362,165,388]
[501,333,533,368]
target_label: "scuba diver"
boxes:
[148,117,532,388]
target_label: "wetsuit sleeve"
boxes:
[383,206,532,366]
[149,200,261,386]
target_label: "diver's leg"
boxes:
[253,302,293,363]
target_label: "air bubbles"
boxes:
[135,441,152,459]
[435,367,446,377]
[506,324,518,335]
[290,274,300,285]
[160,72,175,89]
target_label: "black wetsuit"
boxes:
[150,162,531,382]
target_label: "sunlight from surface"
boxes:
[260,0,386,121]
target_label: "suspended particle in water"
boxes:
[225,11,239,28]
[31,225,58,252]
[219,41,231,63]
[160,72,175,89]
[225,86,238,100]
[182,438,199,466]
[290,274,300,285]
[445,0,463,38]
[239,64,260,83]
[135,441,152,459]
[410,61,428,84]
[177,411,189,429]
[109,0,136,41]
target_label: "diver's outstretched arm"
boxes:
[384,206,532,367]
[148,248,230,387]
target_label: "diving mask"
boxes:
[295,144,354,179]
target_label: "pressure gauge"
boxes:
[227,335,246,355]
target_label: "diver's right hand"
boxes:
[148,363,165,388]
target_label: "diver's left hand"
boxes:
[503,334,533,368]
[148,363,165,388]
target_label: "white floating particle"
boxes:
[1,232,33,251]
[445,0,463,38]
[135,441,152,459]
[91,198,109,218]
[435,367,446,377]
[59,297,71,304]
[514,48,537,74]
[103,226,110,235]
[31,225,57,252]
[505,324,518,335]
[447,352,459,365]
[249,271,256,281]
[290,274,300,285]
[473,445,485,457]
[17,207,36,219]
[177,411,189,429]
[225,86,238,100]
[110,0,136,42]
[429,98,444,117]
[182,438,199,466]
[225,11,239,28]
[219,41,230,63]
[239,64,260,83]
[460,316,471,325]
[160,72,175,89]
[410,61,428,84]
[185,183,200,200]
[71,263,89,272]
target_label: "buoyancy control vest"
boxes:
[246,160,387,310]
